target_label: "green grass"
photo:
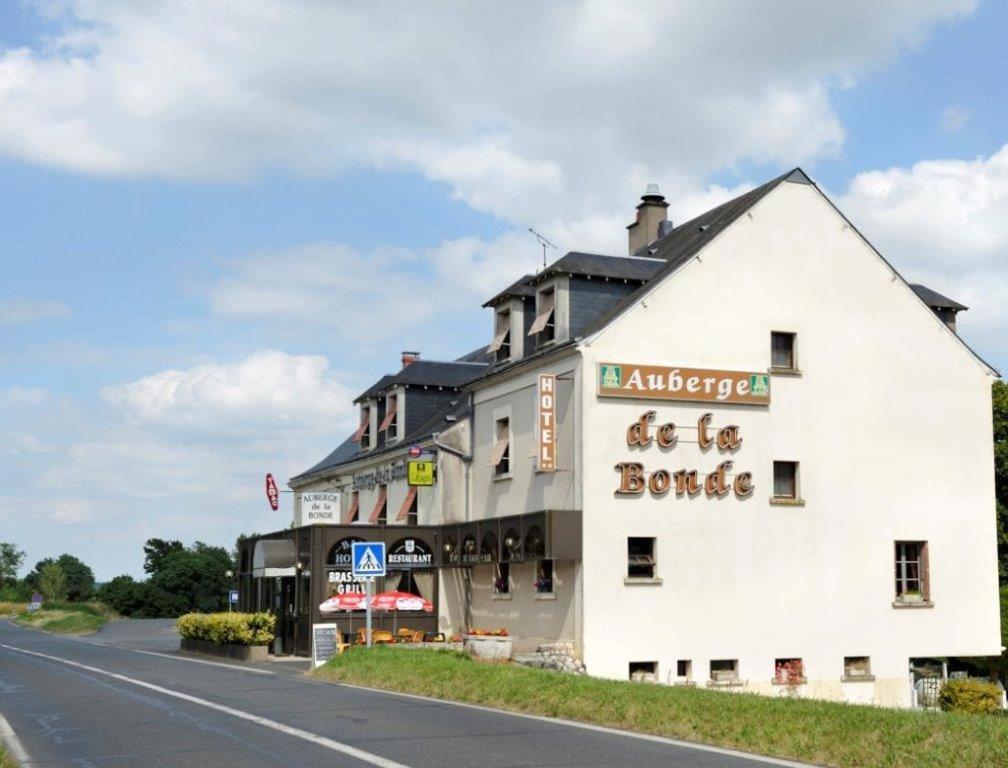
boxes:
[12,601,115,635]
[316,647,1008,768]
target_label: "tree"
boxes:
[143,538,184,575]
[994,381,1008,583]
[149,542,232,615]
[0,542,25,590]
[39,563,66,601]
[26,554,95,601]
[232,532,257,572]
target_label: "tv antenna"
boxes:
[528,228,558,270]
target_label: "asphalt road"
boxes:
[0,620,810,768]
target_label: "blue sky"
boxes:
[1,1,1006,579]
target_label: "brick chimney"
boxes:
[626,183,669,255]
[401,351,420,368]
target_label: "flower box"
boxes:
[464,633,513,660]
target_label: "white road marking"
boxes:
[332,681,815,768]
[128,648,276,675]
[0,644,409,768]
[0,711,31,764]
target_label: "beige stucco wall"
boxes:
[577,179,1000,707]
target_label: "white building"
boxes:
[245,168,1000,708]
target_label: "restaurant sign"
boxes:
[387,538,434,569]
[537,374,556,472]
[598,362,770,406]
[301,491,340,524]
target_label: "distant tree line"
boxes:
[0,534,255,618]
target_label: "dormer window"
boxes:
[379,394,398,440]
[353,405,371,448]
[528,287,555,345]
[488,310,511,363]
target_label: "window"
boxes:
[771,331,796,370]
[528,287,555,344]
[535,559,553,594]
[676,659,692,680]
[345,491,360,524]
[353,406,371,447]
[774,658,805,684]
[709,659,739,684]
[494,562,510,595]
[489,310,511,363]
[627,537,656,579]
[368,485,387,525]
[773,461,798,500]
[490,417,511,476]
[396,486,417,525]
[895,541,929,602]
[629,661,657,682]
[378,394,398,440]
[844,656,872,679]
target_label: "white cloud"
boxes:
[838,142,1008,362]
[940,104,971,133]
[101,349,356,435]
[0,297,69,324]
[0,1,975,226]
[0,386,48,406]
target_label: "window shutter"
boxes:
[395,485,418,521]
[527,290,555,336]
[378,396,398,431]
[351,408,369,441]
[368,486,388,524]
[342,493,360,524]
[921,542,931,601]
[489,433,510,467]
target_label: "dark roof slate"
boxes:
[482,274,537,307]
[910,284,967,311]
[353,374,396,404]
[529,251,665,285]
[386,359,488,388]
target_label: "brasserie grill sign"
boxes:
[598,362,770,406]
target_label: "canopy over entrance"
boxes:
[252,539,298,577]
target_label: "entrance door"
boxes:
[278,576,297,655]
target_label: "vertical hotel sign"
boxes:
[537,374,556,472]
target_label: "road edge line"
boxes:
[0,643,409,768]
[0,712,30,765]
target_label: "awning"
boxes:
[489,432,510,467]
[527,290,555,336]
[351,408,370,442]
[252,539,297,578]
[368,485,388,524]
[342,492,359,524]
[396,485,418,521]
[378,396,397,432]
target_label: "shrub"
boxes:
[938,678,1003,714]
[177,612,275,646]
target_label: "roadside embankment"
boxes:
[11,602,115,634]
[315,647,1008,768]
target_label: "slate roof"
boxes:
[353,374,396,404]
[910,284,967,311]
[483,274,537,307]
[529,251,665,285]
[352,360,489,403]
[290,394,470,484]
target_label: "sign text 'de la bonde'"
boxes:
[301,491,340,523]
[615,410,754,499]
[598,363,770,406]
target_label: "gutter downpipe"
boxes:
[432,393,474,632]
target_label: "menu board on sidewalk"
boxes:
[312,623,341,668]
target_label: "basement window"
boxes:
[629,661,658,682]
[773,658,805,685]
[843,656,873,681]
[674,659,693,684]
[772,461,798,500]
[709,659,740,685]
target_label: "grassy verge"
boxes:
[316,647,1008,768]
[0,744,15,768]
[12,601,115,635]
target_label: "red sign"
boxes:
[408,445,422,458]
[265,473,279,511]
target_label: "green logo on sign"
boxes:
[749,374,769,397]
[600,365,622,388]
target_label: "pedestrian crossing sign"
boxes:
[351,541,386,577]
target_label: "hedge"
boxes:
[938,678,1003,715]
[176,612,275,646]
